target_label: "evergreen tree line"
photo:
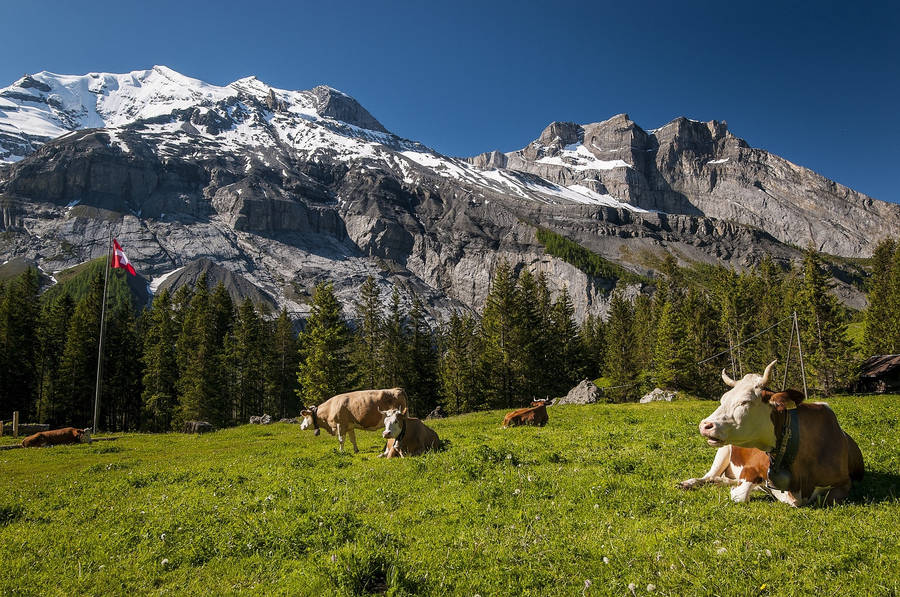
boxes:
[862,239,900,356]
[0,243,892,430]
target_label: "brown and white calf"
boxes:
[21,427,92,448]
[680,361,864,506]
[502,400,549,428]
[300,388,408,453]
[380,408,439,457]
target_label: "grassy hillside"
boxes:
[40,257,150,311]
[1,397,898,596]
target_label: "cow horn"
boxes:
[758,360,777,388]
[721,369,737,387]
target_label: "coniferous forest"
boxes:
[1,240,898,432]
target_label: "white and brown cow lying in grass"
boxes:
[380,408,439,458]
[300,388,408,453]
[22,427,92,448]
[680,361,864,506]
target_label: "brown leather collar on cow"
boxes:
[310,406,321,436]
[394,416,406,444]
[767,399,799,491]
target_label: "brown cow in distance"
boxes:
[22,427,92,448]
[680,361,864,506]
[502,400,550,428]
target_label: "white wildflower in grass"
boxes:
[647,584,656,592]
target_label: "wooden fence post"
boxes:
[0,419,4,437]
[13,411,19,438]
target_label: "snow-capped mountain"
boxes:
[0,66,646,212]
[0,66,896,317]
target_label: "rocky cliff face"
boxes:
[0,67,893,320]
[488,114,900,257]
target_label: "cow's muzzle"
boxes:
[699,421,724,446]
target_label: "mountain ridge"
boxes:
[0,66,896,320]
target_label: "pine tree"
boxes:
[269,309,299,418]
[603,285,637,402]
[515,270,551,400]
[36,291,75,423]
[438,312,483,413]
[479,260,522,408]
[296,282,353,406]
[797,249,853,394]
[864,239,897,355]
[406,294,439,415]
[889,244,900,353]
[230,299,269,422]
[548,286,582,395]
[653,300,692,390]
[211,283,235,348]
[631,294,655,378]
[57,273,105,427]
[0,268,41,419]
[746,257,791,372]
[352,276,384,389]
[141,289,179,431]
[176,274,227,426]
[379,287,409,391]
[578,313,605,380]
[680,287,722,396]
[102,302,142,430]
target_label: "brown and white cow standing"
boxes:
[679,361,864,506]
[380,408,440,457]
[300,388,408,453]
[21,427,92,448]
[502,400,549,428]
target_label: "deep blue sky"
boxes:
[2,0,898,202]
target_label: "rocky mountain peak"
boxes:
[308,85,388,134]
[17,74,51,92]
[538,121,583,147]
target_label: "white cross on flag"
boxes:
[112,238,137,276]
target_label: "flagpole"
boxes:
[93,229,112,432]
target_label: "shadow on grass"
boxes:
[848,470,900,504]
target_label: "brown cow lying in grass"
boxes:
[22,427,92,448]
[680,361,864,506]
[380,409,439,458]
[502,400,549,428]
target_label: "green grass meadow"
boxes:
[1,397,898,596]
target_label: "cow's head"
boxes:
[698,361,778,451]
[380,408,405,439]
[79,428,93,444]
[299,406,320,436]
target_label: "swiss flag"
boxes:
[111,238,137,276]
